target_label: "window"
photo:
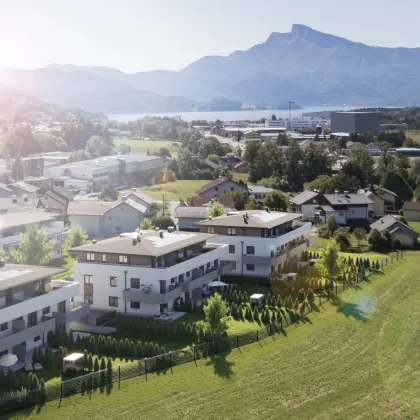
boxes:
[84,275,93,284]
[130,301,140,310]
[215,187,219,192]
[110,277,118,287]
[28,312,37,328]
[338,212,344,217]
[186,271,190,277]
[246,264,255,271]
[227,228,236,236]
[170,277,176,284]
[119,255,128,264]
[0,350,7,357]
[42,307,50,316]
[207,262,211,269]
[0,322,7,331]
[246,246,255,255]
[87,253,94,261]
[109,296,118,307]
[34,336,41,342]
[131,278,140,289]
[102,254,106,262]
[207,227,215,234]
[84,295,93,304]
[229,245,235,254]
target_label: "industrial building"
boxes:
[331,112,381,135]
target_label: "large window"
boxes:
[87,253,95,261]
[34,336,41,342]
[28,312,37,328]
[246,264,255,271]
[0,322,7,331]
[227,228,236,236]
[110,277,118,287]
[246,246,255,255]
[131,278,140,289]
[109,297,118,307]
[229,245,235,254]
[207,227,215,234]
[84,275,93,284]
[119,255,128,264]
[42,307,50,316]
[130,301,140,310]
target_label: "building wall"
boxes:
[299,204,319,219]
[331,112,380,135]
[178,217,203,231]
[0,189,12,198]
[403,209,420,222]
[369,194,385,216]
[391,231,416,248]
[39,195,67,214]
[199,181,247,197]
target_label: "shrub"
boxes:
[62,364,80,379]
[0,389,37,416]
[317,222,329,239]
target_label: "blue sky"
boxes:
[0,0,416,73]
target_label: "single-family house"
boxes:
[248,185,274,202]
[359,185,398,217]
[402,201,420,222]
[126,189,153,216]
[67,197,147,238]
[39,186,74,214]
[370,215,418,248]
[186,196,235,209]
[9,181,40,196]
[196,177,248,197]
[234,161,249,173]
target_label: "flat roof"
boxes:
[0,264,66,290]
[0,211,58,230]
[196,210,302,229]
[70,230,217,257]
[63,353,84,362]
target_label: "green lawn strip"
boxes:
[48,256,75,280]
[408,221,420,234]
[11,253,417,419]
[138,180,208,201]
[113,138,180,158]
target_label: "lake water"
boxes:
[107,105,375,123]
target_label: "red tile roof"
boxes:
[186,195,235,208]
[403,201,420,211]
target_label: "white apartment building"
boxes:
[196,210,313,277]
[0,264,89,366]
[70,230,235,316]
[286,118,330,131]
[0,211,67,261]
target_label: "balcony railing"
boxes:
[53,302,90,325]
[219,260,236,275]
[123,286,183,304]
[182,268,219,293]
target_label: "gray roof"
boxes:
[44,190,68,206]
[52,186,74,201]
[370,215,418,237]
[289,190,319,205]
[0,264,66,290]
[202,159,219,170]
[324,194,373,206]
[0,182,12,193]
[373,185,399,198]
[10,181,39,194]
[127,190,153,206]
[70,230,217,257]
[318,205,335,212]
[0,196,39,213]
[248,185,274,194]
[67,198,146,216]
[196,210,302,229]
[0,211,58,230]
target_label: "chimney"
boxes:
[121,195,127,201]
[381,219,384,223]
[132,188,137,192]
[334,190,339,195]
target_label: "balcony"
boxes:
[0,317,56,353]
[53,302,91,325]
[123,286,183,304]
[242,255,272,265]
[288,241,308,259]
[219,260,236,275]
[182,267,219,293]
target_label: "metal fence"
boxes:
[13,251,405,408]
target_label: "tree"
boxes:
[207,154,220,165]
[208,201,225,218]
[197,293,230,336]
[368,229,383,251]
[0,247,8,262]
[12,224,54,265]
[413,185,420,202]
[277,133,289,146]
[342,143,375,187]
[381,170,413,202]
[263,191,289,211]
[140,219,154,230]
[119,143,131,154]
[284,140,303,190]
[244,195,261,210]
[316,242,346,284]
[271,114,277,120]
[63,226,89,254]
[98,186,119,201]
[353,228,367,246]
[334,227,351,251]
[85,135,114,158]
[326,215,338,238]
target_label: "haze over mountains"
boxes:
[2,24,420,113]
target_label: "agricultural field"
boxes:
[10,251,420,420]
[113,138,181,158]
[139,180,208,201]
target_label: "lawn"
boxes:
[48,256,75,280]
[139,180,208,201]
[409,221,420,234]
[113,138,180,158]
[11,251,420,420]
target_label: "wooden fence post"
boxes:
[118,365,121,385]
[144,358,148,381]
[169,351,172,369]
[257,330,259,342]
[193,344,196,361]
[60,381,63,399]
[236,334,239,348]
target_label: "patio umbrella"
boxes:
[0,353,18,367]
[207,280,227,288]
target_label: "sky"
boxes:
[0,0,418,73]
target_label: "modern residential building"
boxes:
[127,189,154,216]
[358,185,398,217]
[196,210,313,277]
[196,177,248,197]
[402,201,420,222]
[0,211,66,261]
[70,230,234,316]
[67,197,147,238]
[290,191,373,226]
[248,185,274,202]
[370,215,418,248]
[331,112,381,135]
[0,264,89,366]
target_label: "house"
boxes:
[9,181,40,196]
[359,185,398,217]
[248,185,274,202]
[0,264,90,367]
[67,197,147,238]
[200,159,219,170]
[370,215,418,248]
[0,195,39,214]
[220,155,242,169]
[196,177,248,197]
[196,210,312,277]
[70,230,234,316]
[127,188,153,215]
[234,161,249,173]
[290,191,373,227]
[0,183,13,198]
[176,205,235,232]
[402,201,420,222]
[186,195,235,209]
[0,211,66,261]
[39,186,74,214]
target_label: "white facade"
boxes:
[199,180,248,197]
[317,206,369,224]
[45,164,109,188]
[265,120,286,128]
[73,243,231,316]
[286,118,330,131]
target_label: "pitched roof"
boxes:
[403,201,420,211]
[196,210,303,229]
[52,186,74,201]
[370,215,418,237]
[67,198,147,216]
[248,185,274,194]
[373,185,399,197]
[196,177,244,195]
[10,181,39,194]
[186,196,235,209]
[44,190,68,206]
[202,159,219,170]
[175,206,210,219]
[127,190,153,206]
[0,182,12,193]
[0,211,58,229]
[324,194,373,206]
[289,190,319,205]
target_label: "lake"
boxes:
[107,105,375,123]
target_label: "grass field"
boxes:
[11,252,420,420]
[139,180,208,201]
[409,221,420,234]
[113,138,181,158]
